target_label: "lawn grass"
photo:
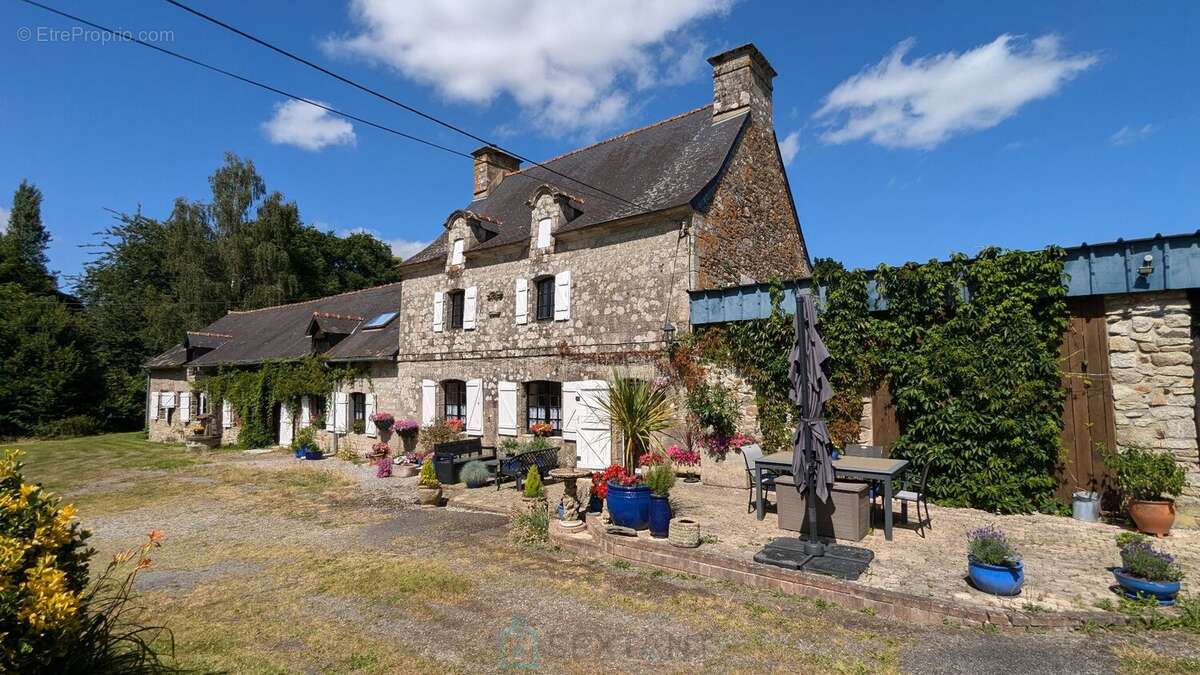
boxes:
[9,431,202,495]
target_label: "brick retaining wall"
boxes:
[550,519,1130,631]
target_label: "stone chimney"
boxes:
[708,43,777,127]
[471,146,521,199]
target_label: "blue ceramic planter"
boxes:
[1113,568,1181,606]
[967,557,1024,596]
[606,482,650,530]
[295,446,306,459]
[649,495,671,538]
[303,448,323,460]
[587,495,603,514]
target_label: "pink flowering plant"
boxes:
[666,445,700,468]
[393,418,419,434]
[369,411,395,432]
[375,456,393,478]
[701,432,755,460]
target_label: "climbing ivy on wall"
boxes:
[201,356,361,448]
[698,246,1069,514]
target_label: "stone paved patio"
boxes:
[449,476,1200,614]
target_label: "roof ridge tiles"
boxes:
[186,330,233,338]
[510,104,712,175]
[223,281,404,315]
[312,311,364,321]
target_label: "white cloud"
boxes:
[778,130,801,166]
[815,34,1097,149]
[338,227,429,260]
[0,207,8,234]
[324,0,732,136]
[262,100,357,151]
[1109,123,1158,147]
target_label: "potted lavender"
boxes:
[1112,533,1183,605]
[966,525,1024,596]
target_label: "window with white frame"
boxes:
[526,381,562,434]
[443,380,466,422]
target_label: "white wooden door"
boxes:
[279,402,294,446]
[574,380,610,470]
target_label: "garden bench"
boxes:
[496,447,559,491]
[433,438,497,484]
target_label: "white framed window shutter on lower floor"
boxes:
[365,393,377,437]
[180,392,191,423]
[335,392,349,433]
[498,381,518,436]
[223,399,233,428]
[149,391,159,421]
[465,379,483,436]
[420,379,436,426]
[554,271,571,321]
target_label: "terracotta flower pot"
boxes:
[1129,499,1175,536]
[416,486,442,506]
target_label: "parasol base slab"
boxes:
[754,537,873,581]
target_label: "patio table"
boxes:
[754,452,910,541]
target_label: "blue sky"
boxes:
[2,0,1197,289]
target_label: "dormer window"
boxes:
[450,238,465,266]
[536,218,552,249]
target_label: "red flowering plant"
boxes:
[667,445,700,468]
[369,441,391,460]
[445,418,465,433]
[529,422,553,437]
[638,450,667,467]
[591,464,642,500]
[701,432,755,460]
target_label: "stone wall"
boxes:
[147,368,190,443]
[1106,291,1200,505]
[695,120,810,289]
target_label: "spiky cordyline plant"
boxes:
[598,371,675,468]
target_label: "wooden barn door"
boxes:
[871,381,900,453]
[1057,297,1117,503]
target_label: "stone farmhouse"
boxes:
[144,44,811,469]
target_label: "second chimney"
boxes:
[708,43,777,127]
[472,146,521,199]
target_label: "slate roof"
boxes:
[144,282,402,369]
[402,105,747,266]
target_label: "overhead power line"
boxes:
[17,0,472,159]
[161,0,650,213]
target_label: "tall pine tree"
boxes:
[0,180,56,295]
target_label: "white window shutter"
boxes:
[299,395,311,429]
[149,391,159,421]
[335,392,349,433]
[222,399,232,428]
[554,271,571,321]
[432,291,444,332]
[515,278,528,325]
[451,238,465,265]
[562,381,580,440]
[365,393,377,437]
[536,218,552,249]
[180,392,192,423]
[325,396,335,432]
[498,381,518,436]
[199,392,208,416]
[465,379,483,436]
[463,286,478,330]
[420,379,436,426]
[279,403,293,446]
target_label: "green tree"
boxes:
[0,180,56,295]
[0,284,100,437]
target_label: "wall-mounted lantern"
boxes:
[1138,254,1154,277]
